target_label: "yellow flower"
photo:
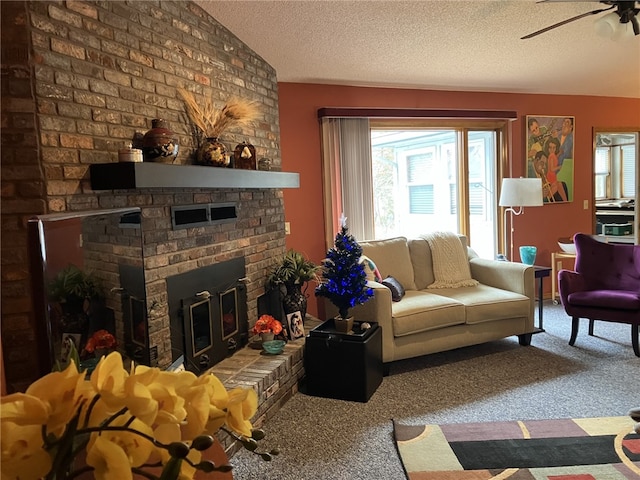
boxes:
[147,370,191,425]
[0,392,49,426]
[201,374,230,436]
[225,388,258,437]
[85,415,154,480]
[152,423,201,480]
[2,362,86,437]
[123,364,160,426]
[0,351,272,479]
[90,351,128,410]
[178,372,229,440]
[0,421,51,480]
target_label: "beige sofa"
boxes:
[323,235,535,364]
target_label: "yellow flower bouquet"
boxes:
[1,352,277,480]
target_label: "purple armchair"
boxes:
[558,233,640,356]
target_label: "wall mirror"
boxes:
[593,128,639,245]
[28,207,149,374]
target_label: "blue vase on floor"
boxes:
[519,246,537,265]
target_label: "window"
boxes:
[595,143,636,199]
[318,109,515,258]
[371,126,500,259]
[594,147,611,199]
[621,144,636,198]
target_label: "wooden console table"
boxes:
[551,252,576,304]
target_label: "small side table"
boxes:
[551,252,576,304]
[533,266,551,332]
[304,320,382,402]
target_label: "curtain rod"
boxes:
[317,107,517,120]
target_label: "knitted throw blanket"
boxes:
[422,232,479,289]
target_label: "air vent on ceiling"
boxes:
[171,203,237,229]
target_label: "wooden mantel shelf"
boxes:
[89,162,300,190]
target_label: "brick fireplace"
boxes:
[1,0,294,391]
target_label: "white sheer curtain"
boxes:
[320,118,374,246]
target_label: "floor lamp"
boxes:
[498,178,543,261]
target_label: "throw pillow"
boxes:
[382,275,405,302]
[360,255,382,282]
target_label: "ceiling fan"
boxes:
[521,1,640,39]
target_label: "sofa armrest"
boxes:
[469,258,534,297]
[323,281,392,323]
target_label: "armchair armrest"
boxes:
[558,269,587,307]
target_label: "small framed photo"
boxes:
[286,311,305,340]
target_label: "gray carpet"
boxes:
[228,302,639,479]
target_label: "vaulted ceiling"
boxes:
[199,0,640,98]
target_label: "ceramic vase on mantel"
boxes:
[141,119,179,163]
[333,316,354,334]
[198,137,230,167]
[233,141,256,170]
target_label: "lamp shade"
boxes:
[499,178,543,207]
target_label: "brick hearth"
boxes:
[212,316,320,456]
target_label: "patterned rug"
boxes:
[393,416,640,479]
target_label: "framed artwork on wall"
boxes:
[525,115,575,203]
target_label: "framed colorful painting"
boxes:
[525,115,574,203]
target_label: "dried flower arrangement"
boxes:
[178,88,260,139]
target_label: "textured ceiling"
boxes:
[197,0,640,98]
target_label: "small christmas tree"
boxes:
[315,216,373,319]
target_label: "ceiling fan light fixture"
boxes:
[594,11,620,37]
[613,18,638,40]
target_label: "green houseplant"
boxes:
[48,264,105,334]
[315,219,373,332]
[266,249,319,319]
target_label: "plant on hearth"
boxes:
[48,264,105,334]
[266,249,320,318]
[251,315,283,336]
[315,215,373,320]
[0,351,279,480]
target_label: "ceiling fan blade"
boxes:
[521,5,615,39]
[631,15,640,34]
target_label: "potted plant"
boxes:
[266,249,320,319]
[48,264,105,334]
[315,218,373,333]
[251,314,283,342]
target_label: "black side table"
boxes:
[304,320,382,402]
[533,265,551,333]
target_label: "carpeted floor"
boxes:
[228,302,639,480]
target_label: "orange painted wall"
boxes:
[278,83,640,318]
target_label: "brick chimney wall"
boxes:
[1,1,286,392]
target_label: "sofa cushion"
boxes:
[382,275,405,302]
[568,290,640,310]
[408,238,435,290]
[360,237,417,291]
[431,284,530,324]
[360,255,382,282]
[391,291,465,337]
[409,235,471,290]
